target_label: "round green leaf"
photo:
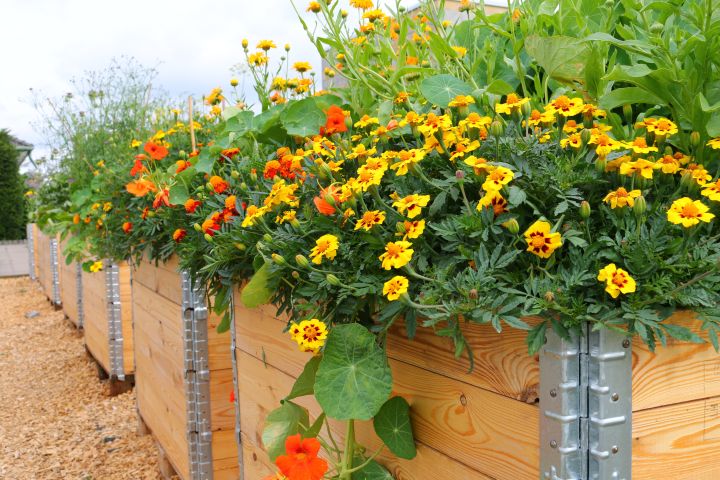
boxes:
[282,97,325,137]
[373,396,416,459]
[351,457,394,480]
[314,324,392,420]
[261,400,309,461]
[419,74,474,107]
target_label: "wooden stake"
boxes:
[188,96,197,153]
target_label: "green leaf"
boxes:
[261,400,309,461]
[241,262,273,308]
[373,396,416,459]
[314,324,393,420]
[599,87,665,111]
[286,356,321,401]
[661,323,704,344]
[707,116,720,137]
[216,311,230,334]
[302,413,325,438]
[194,151,215,174]
[527,321,548,354]
[419,74,474,107]
[70,188,92,207]
[168,183,189,206]
[282,98,326,137]
[525,35,589,83]
[485,79,514,96]
[351,458,393,480]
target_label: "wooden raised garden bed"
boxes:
[232,304,720,479]
[132,256,238,480]
[59,238,83,329]
[34,227,61,306]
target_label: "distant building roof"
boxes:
[8,134,35,167]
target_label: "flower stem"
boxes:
[339,419,356,480]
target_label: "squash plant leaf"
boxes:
[314,323,393,420]
[373,396,416,459]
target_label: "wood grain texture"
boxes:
[82,269,109,372]
[35,229,53,297]
[31,224,39,279]
[118,262,134,373]
[59,239,79,327]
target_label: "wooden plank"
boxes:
[211,429,239,464]
[59,239,79,326]
[633,396,720,479]
[207,310,233,372]
[209,369,236,432]
[118,262,134,373]
[241,433,276,479]
[133,256,183,305]
[82,269,109,372]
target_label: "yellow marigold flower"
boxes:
[619,159,657,180]
[464,156,494,175]
[25,190,34,197]
[310,234,339,264]
[130,139,141,148]
[402,219,425,239]
[356,165,386,191]
[448,95,475,108]
[379,240,414,270]
[482,166,514,191]
[603,187,641,209]
[394,91,409,104]
[275,209,297,225]
[701,179,720,202]
[392,193,430,219]
[293,61,312,73]
[588,133,622,158]
[448,138,480,162]
[624,137,658,155]
[362,8,385,21]
[707,137,720,149]
[495,93,530,115]
[524,220,562,259]
[451,46,467,57]
[605,155,631,172]
[646,117,678,137]
[354,115,380,129]
[560,133,582,150]
[667,197,715,227]
[459,112,492,131]
[655,154,681,174]
[270,77,287,91]
[545,95,584,117]
[582,104,606,118]
[350,0,374,9]
[525,109,555,128]
[563,120,580,134]
[512,7,521,21]
[102,201,113,212]
[389,149,425,175]
[400,111,424,127]
[256,40,276,51]
[89,261,103,273]
[307,1,321,12]
[478,191,508,216]
[347,144,376,160]
[417,113,452,136]
[248,52,268,66]
[289,319,328,354]
[264,180,299,208]
[597,263,636,299]
[241,205,268,228]
[683,164,712,185]
[383,276,409,301]
[355,210,386,231]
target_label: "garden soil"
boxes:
[0,277,173,479]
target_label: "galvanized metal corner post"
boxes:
[540,323,632,480]
[104,261,125,380]
[26,225,36,280]
[181,270,214,480]
[49,237,61,305]
[228,291,244,479]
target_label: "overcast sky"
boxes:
[0,0,412,163]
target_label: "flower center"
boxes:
[506,93,520,104]
[531,234,547,248]
[554,96,571,110]
[612,273,627,287]
[680,203,700,218]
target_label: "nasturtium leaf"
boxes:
[314,324,393,420]
[302,413,325,438]
[168,184,190,206]
[261,400,309,461]
[194,150,215,174]
[351,457,394,480]
[419,74,474,107]
[373,396,416,459]
[70,188,92,208]
[286,356,321,401]
[241,262,273,308]
[282,97,326,137]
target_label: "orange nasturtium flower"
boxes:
[667,197,715,227]
[130,158,147,177]
[321,105,348,135]
[597,263,636,299]
[143,141,169,161]
[126,179,157,197]
[524,220,562,259]
[122,222,132,234]
[313,185,341,215]
[383,275,409,301]
[275,434,328,480]
[152,188,170,209]
[309,234,339,264]
[173,228,187,243]
[209,176,229,194]
[175,160,191,173]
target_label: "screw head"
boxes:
[612,445,619,454]
[550,440,558,449]
[550,389,557,398]
[622,339,631,348]
[611,393,620,402]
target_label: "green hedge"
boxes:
[0,130,26,240]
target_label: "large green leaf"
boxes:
[286,356,321,401]
[168,183,189,206]
[314,324,393,420]
[351,457,394,480]
[706,116,720,137]
[419,74,474,107]
[282,97,326,137]
[261,400,309,461]
[599,87,666,111]
[373,396,416,459]
[240,262,273,308]
[70,188,92,208]
[525,35,589,83]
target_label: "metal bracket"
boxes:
[228,290,244,478]
[105,262,125,380]
[181,270,214,480]
[26,225,36,281]
[76,262,84,329]
[49,238,61,306]
[540,324,631,480]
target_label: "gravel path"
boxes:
[0,277,162,479]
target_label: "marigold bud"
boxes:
[323,193,336,206]
[295,254,310,268]
[239,182,248,192]
[193,223,202,231]
[544,291,555,302]
[580,128,592,146]
[650,22,663,35]
[580,200,591,219]
[235,243,246,251]
[206,182,215,191]
[690,131,701,148]
[230,78,239,87]
[595,157,607,174]
[271,253,287,266]
[326,274,342,286]
[284,43,291,51]
[633,195,647,218]
[204,233,214,242]
[291,270,300,279]
[680,171,696,189]
[455,170,465,180]
[242,38,248,49]
[503,218,520,234]
[178,150,187,159]
[490,120,504,138]
[263,233,272,242]
[520,100,533,118]
[622,104,633,124]
[341,9,348,17]
[147,210,156,218]
[469,289,478,299]
[231,170,240,179]
[250,170,257,182]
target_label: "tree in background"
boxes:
[0,130,26,240]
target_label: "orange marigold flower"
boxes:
[175,160,191,173]
[126,179,157,197]
[202,212,223,236]
[209,176,229,194]
[122,222,132,234]
[275,434,328,480]
[144,141,169,161]
[221,147,240,160]
[73,213,81,224]
[173,228,187,242]
[185,198,201,213]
